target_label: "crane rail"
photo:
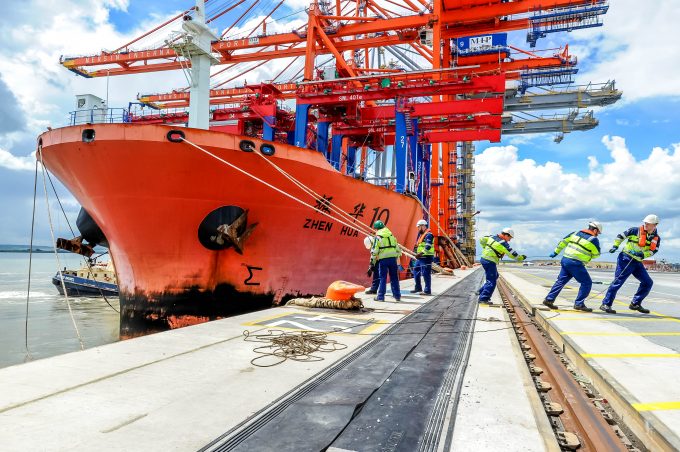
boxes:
[496,277,631,452]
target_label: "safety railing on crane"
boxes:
[526,0,610,47]
[519,68,579,93]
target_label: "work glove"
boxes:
[609,247,618,253]
[549,252,557,258]
[630,250,644,258]
[398,265,405,272]
[517,254,527,262]
[416,252,424,259]
[367,266,373,277]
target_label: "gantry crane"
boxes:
[62,0,616,265]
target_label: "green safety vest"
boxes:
[555,231,600,263]
[615,226,660,262]
[479,235,521,264]
[415,230,435,257]
[371,228,401,262]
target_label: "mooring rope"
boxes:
[407,193,472,267]
[180,136,421,260]
[38,153,84,350]
[286,296,363,310]
[252,150,377,238]
[243,329,347,367]
[24,159,40,361]
[43,170,119,313]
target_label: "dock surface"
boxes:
[502,266,680,451]
[0,268,557,451]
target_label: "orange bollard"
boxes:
[325,280,365,301]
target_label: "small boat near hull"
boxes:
[52,273,119,297]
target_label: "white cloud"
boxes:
[0,148,34,171]
[575,0,680,101]
[475,136,680,260]
[0,1,189,165]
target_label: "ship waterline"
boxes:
[39,124,422,334]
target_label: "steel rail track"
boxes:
[497,277,629,452]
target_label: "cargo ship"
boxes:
[39,124,422,334]
[40,0,612,334]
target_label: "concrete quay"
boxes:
[1,268,558,451]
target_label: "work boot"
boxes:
[394,298,401,302]
[365,289,377,295]
[421,291,432,295]
[373,297,384,302]
[573,304,593,312]
[629,303,650,314]
[599,304,617,314]
[542,299,558,309]
[410,289,422,293]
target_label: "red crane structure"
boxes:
[61,0,614,264]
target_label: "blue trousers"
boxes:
[413,256,433,293]
[602,252,653,307]
[377,257,401,300]
[479,258,498,302]
[369,266,380,291]
[545,257,592,307]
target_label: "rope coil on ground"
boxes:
[243,329,347,367]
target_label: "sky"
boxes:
[0,0,679,262]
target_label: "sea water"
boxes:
[0,253,119,369]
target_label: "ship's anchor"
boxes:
[211,209,257,254]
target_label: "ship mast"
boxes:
[167,0,218,129]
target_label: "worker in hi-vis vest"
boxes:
[370,221,402,302]
[543,221,603,312]
[411,219,435,295]
[364,236,379,295]
[600,214,661,314]
[478,228,526,304]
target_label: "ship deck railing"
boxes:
[69,108,131,126]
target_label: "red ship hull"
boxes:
[39,124,422,334]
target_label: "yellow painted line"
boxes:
[361,319,389,335]
[632,401,680,412]
[241,310,304,326]
[546,308,584,314]
[552,317,677,322]
[562,331,680,336]
[514,270,680,324]
[521,272,577,289]
[581,353,680,358]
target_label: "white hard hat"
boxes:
[588,221,603,233]
[363,236,374,250]
[643,214,659,225]
[416,219,428,227]
[501,227,514,238]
